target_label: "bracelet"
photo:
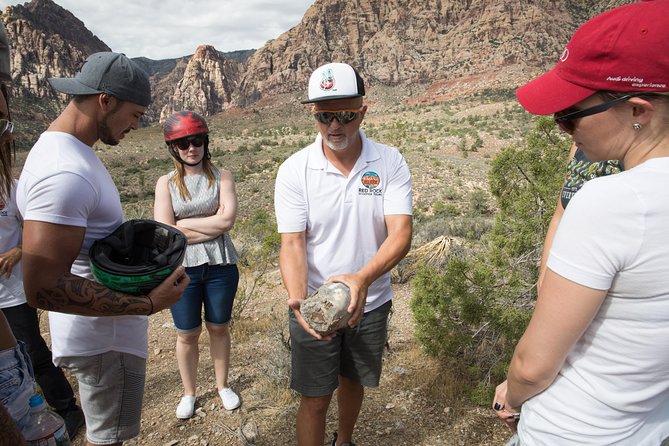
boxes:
[146,295,154,315]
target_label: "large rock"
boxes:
[301,282,351,335]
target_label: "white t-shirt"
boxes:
[16,132,148,360]
[0,182,25,308]
[520,157,669,445]
[274,130,412,311]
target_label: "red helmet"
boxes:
[163,111,209,141]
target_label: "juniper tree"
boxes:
[410,117,572,403]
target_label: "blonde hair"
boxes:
[169,155,218,201]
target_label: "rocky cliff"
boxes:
[159,45,244,122]
[2,0,633,123]
[2,0,109,100]
[232,0,632,106]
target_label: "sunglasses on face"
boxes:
[554,94,643,134]
[171,135,205,151]
[0,119,14,137]
[312,108,363,125]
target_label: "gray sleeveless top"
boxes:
[168,170,239,267]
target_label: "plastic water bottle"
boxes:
[22,394,71,446]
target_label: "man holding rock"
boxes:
[274,62,413,446]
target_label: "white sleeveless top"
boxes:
[168,170,238,268]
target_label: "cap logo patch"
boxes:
[319,68,335,91]
[559,48,569,63]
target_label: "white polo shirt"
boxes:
[274,130,412,312]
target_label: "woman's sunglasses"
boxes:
[312,108,363,125]
[554,94,642,134]
[170,135,205,151]
[0,119,14,137]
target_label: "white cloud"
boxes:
[0,0,315,59]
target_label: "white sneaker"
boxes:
[219,387,240,410]
[176,395,196,419]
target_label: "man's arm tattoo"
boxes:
[34,272,152,316]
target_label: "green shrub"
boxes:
[410,117,572,402]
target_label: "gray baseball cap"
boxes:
[0,22,11,82]
[48,52,151,106]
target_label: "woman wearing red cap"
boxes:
[154,111,241,419]
[494,1,669,444]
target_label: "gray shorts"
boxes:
[56,351,146,445]
[290,300,391,397]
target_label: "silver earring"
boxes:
[633,123,642,131]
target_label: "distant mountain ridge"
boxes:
[2,0,633,124]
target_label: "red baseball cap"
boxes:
[517,0,669,115]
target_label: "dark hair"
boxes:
[0,82,14,201]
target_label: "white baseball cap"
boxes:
[301,62,365,104]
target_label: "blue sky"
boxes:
[0,0,316,59]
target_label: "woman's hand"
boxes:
[493,380,521,433]
[0,246,21,278]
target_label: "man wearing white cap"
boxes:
[274,63,413,446]
[16,52,189,446]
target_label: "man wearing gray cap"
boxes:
[16,52,189,446]
[274,63,413,446]
[0,17,86,441]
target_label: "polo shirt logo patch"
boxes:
[359,171,382,196]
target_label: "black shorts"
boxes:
[289,300,392,397]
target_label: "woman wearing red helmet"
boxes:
[154,110,241,418]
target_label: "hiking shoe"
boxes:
[176,395,196,419]
[218,387,240,410]
[59,406,85,439]
[331,431,356,446]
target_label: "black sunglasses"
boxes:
[554,94,642,134]
[171,135,206,151]
[312,108,363,125]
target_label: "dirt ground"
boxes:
[46,276,511,446]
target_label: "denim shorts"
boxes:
[0,341,35,431]
[56,351,146,445]
[290,300,392,397]
[170,263,239,332]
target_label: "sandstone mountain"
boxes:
[158,45,246,122]
[2,0,633,124]
[2,0,109,100]
[232,0,632,106]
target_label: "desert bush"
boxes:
[467,188,491,216]
[433,200,459,218]
[232,209,280,322]
[410,117,571,403]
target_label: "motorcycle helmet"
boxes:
[89,219,187,295]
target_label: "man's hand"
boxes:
[327,273,369,328]
[148,266,190,313]
[287,296,335,340]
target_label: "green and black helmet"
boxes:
[89,219,187,295]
